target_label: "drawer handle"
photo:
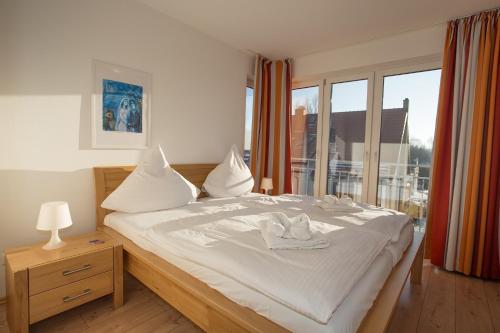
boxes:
[62,289,92,303]
[62,264,92,276]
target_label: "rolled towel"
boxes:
[285,213,312,241]
[263,212,290,236]
[323,194,339,205]
[339,195,354,207]
[262,212,312,241]
[260,212,329,249]
[267,218,287,238]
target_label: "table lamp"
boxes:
[260,177,273,195]
[36,201,73,250]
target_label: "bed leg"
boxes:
[410,240,424,285]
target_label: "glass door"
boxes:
[370,68,441,231]
[320,74,374,202]
[291,85,321,196]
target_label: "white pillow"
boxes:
[101,145,200,213]
[203,144,254,198]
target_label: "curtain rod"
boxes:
[449,7,500,21]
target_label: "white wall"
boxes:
[293,25,446,79]
[0,0,252,297]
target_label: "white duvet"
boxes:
[121,194,410,324]
[146,213,388,323]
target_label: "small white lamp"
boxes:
[260,177,273,195]
[36,201,73,250]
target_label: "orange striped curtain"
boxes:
[250,55,292,194]
[427,10,500,279]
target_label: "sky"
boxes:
[245,69,441,150]
[382,69,441,148]
[244,87,253,149]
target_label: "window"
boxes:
[375,69,441,231]
[291,86,319,195]
[243,86,254,166]
[326,79,368,202]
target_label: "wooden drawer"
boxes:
[29,270,113,324]
[29,248,113,295]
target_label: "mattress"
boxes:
[104,196,413,333]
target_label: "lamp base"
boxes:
[42,229,66,250]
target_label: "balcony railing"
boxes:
[291,158,317,196]
[291,158,429,231]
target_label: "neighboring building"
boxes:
[245,98,411,201]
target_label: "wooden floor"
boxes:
[388,260,500,333]
[0,261,498,333]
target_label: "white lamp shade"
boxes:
[36,201,73,231]
[260,177,273,191]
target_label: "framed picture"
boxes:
[92,60,151,149]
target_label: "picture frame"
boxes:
[92,60,151,149]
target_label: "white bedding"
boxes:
[104,194,413,332]
[145,211,388,323]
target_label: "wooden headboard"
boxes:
[93,164,217,228]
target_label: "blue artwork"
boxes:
[102,79,143,133]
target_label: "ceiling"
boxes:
[138,0,500,59]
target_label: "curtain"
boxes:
[426,10,500,279]
[250,55,292,194]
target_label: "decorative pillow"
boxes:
[203,144,254,198]
[101,145,200,213]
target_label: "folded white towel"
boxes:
[323,194,340,205]
[261,228,330,250]
[339,195,354,207]
[263,212,312,240]
[318,195,363,213]
[260,212,329,249]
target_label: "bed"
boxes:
[94,165,424,333]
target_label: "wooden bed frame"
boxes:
[94,165,424,333]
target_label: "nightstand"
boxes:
[4,231,123,333]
